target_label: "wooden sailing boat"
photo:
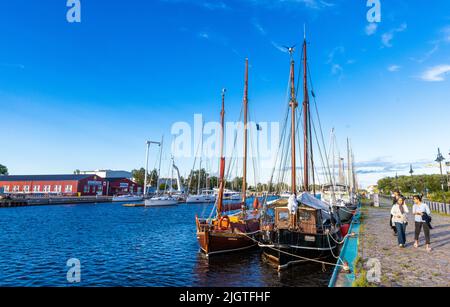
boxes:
[259,35,342,270]
[195,59,260,256]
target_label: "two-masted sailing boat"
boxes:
[321,131,358,225]
[195,59,260,256]
[259,36,342,270]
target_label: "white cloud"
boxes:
[198,32,209,40]
[271,41,288,53]
[365,23,378,36]
[331,64,343,75]
[443,25,450,42]
[421,65,450,82]
[252,19,266,36]
[202,1,229,10]
[382,23,407,47]
[388,65,400,72]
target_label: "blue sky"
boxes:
[0,0,449,187]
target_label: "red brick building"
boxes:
[0,175,106,196]
[0,175,142,196]
[105,178,142,196]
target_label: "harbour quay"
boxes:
[0,173,143,208]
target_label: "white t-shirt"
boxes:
[412,202,431,223]
[390,204,409,224]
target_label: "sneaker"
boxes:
[426,246,432,252]
[399,244,404,248]
[414,242,419,248]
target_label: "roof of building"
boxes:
[103,177,135,182]
[0,174,99,182]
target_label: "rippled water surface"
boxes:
[0,202,332,286]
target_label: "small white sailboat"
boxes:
[112,194,143,202]
[145,195,178,207]
[186,189,216,203]
[145,158,184,207]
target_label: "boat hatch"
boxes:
[274,207,317,234]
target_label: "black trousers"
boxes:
[415,222,431,244]
[390,215,397,233]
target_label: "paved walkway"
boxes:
[359,203,450,287]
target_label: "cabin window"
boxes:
[65,185,73,193]
[298,210,313,222]
[297,208,317,234]
[23,186,30,193]
[33,185,41,193]
[3,186,10,192]
[278,211,289,222]
[13,186,20,192]
[275,208,291,229]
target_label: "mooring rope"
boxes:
[239,231,344,268]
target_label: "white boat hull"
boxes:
[145,197,178,207]
[112,195,143,202]
[186,195,216,203]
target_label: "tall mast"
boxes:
[289,52,298,195]
[347,138,352,192]
[242,58,249,204]
[156,136,164,194]
[217,89,226,218]
[197,120,204,195]
[302,38,310,192]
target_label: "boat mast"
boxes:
[217,89,226,218]
[197,121,204,195]
[242,58,249,204]
[289,51,298,195]
[156,136,164,195]
[302,37,310,192]
[347,138,352,193]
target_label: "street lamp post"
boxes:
[409,164,416,193]
[143,140,162,198]
[435,148,445,192]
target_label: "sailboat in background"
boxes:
[145,156,182,207]
[259,35,342,270]
[321,131,358,224]
[186,121,217,204]
[196,59,260,256]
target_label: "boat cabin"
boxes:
[274,206,318,234]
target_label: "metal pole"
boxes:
[144,141,151,197]
[144,140,162,198]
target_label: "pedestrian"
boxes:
[390,197,409,247]
[390,190,402,236]
[412,195,432,252]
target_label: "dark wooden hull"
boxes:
[259,229,339,270]
[337,207,355,224]
[197,230,258,256]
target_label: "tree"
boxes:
[73,169,81,175]
[132,168,159,187]
[0,164,9,175]
[377,174,443,195]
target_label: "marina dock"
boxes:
[0,196,113,208]
[353,198,450,287]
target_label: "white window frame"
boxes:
[33,185,41,193]
[54,185,62,193]
[65,185,73,193]
[3,185,10,192]
[13,185,20,193]
[43,185,51,193]
[23,185,30,193]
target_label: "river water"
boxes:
[0,202,332,287]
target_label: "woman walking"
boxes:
[390,197,409,247]
[413,195,432,252]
